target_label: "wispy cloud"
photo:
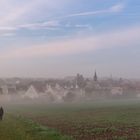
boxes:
[109,3,124,12]
[65,23,92,29]
[0,26,17,37]
[0,0,63,26]
[19,20,60,30]
[0,26,17,31]
[0,20,60,34]
[0,2,124,33]
[0,21,92,35]
[0,33,16,37]
[0,25,140,60]
[64,3,124,17]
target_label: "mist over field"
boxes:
[0,74,140,105]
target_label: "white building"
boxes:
[111,87,123,95]
[24,85,39,99]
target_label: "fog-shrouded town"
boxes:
[1,71,140,103]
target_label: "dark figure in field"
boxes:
[0,107,4,120]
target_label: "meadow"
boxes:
[2,99,140,140]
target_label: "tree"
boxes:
[76,73,86,88]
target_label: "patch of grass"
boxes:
[91,128,107,134]
[0,114,73,140]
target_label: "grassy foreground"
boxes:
[0,114,72,140]
[3,99,140,140]
[5,100,140,140]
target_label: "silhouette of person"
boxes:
[0,107,4,120]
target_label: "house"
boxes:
[46,84,64,102]
[111,87,123,96]
[1,85,8,95]
[24,85,39,99]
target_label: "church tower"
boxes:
[94,71,98,82]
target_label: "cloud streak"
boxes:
[19,20,60,30]
[0,3,124,34]
[0,0,65,26]
[64,3,124,18]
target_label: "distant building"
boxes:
[111,87,123,96]
[1,85,8,94]
[24,85,39,99]
[8,87,17,95]
[94,71,98,82]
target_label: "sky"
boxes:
[0,0,140,78]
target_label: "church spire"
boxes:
[94,70,97,82]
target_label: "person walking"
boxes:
[0,107,4,120]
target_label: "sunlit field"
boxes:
[2,99,140,140]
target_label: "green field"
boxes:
[2,99,140,140]
[0,114,72,140]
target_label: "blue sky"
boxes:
[0,0,140,78]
